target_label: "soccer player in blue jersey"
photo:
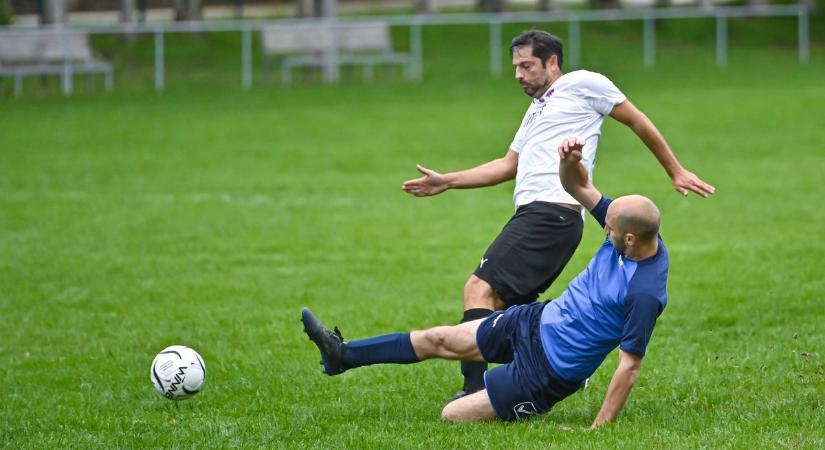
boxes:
[302,136,669,426]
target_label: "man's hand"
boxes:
[558,136,585,162]
[670,167,716,198]
[402,164,450,197]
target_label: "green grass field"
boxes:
[1,18,824,449]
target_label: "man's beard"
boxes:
[521,76,549,98]
[521,84,540,97]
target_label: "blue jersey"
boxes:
[539,196,669,382]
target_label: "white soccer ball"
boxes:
[150,345,206,400]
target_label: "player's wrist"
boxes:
[662,160,684,178]
[443,173,462,189]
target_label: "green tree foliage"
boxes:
[0,0,13,25]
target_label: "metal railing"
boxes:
[0,5,811,93]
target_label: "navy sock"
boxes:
[344,332,419,368]
[459,308,493,393]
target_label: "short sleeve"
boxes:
[580,73,626,116]
[510,122,527,153]
[620,293,663,357]
[589,196,612,228]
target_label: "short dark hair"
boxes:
[510,30,564,69]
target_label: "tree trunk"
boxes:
[173,0,202,21]
[537,0,553,11]
[120,0,135,22]
[295,0,313,17]
[137,0,147,22]
[41,0,66,24]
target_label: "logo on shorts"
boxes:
[479,258,489,269]
[491,314,503,328]
[513,402,538,419]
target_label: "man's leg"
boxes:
[441,389,497,422]
[458,275,507,396]
[302,308,485,375]
[410,319,484,361]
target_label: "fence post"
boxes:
[323,20,339,84]
[490,19,502,78]
[799,6,809,64]
[61,30,73,95]
[410,22,423,80]
[62,59,72,95]
[568,17,580,68]
[716,14,727,67]
[242,25,252,89]
[643,15,655,69]
[154,29,165,92]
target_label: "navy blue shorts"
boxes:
[476,302,581,421]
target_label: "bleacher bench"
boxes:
[261,22,411,83]
[0,29,113,96]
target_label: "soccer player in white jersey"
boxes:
[401,30,714,397]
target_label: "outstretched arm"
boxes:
[401,149,518,197]
[558,137,602,211]
[591,350,643,429]
[609,100,715,198]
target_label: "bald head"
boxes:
[610,195,661,242]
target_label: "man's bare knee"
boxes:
[441,403,461,422]
[441,401,477,423]
[440,390,497,422]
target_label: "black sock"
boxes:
[459,308,493,394]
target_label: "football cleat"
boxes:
[301,307,349,376]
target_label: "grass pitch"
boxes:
[1,19,824,449]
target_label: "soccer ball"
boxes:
[150,345,206,400]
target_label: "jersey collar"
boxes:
[533,86,555,104]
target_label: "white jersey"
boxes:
[510,70,626,207]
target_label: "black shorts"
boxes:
[476,302,581,421]
[474,201,583,305]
